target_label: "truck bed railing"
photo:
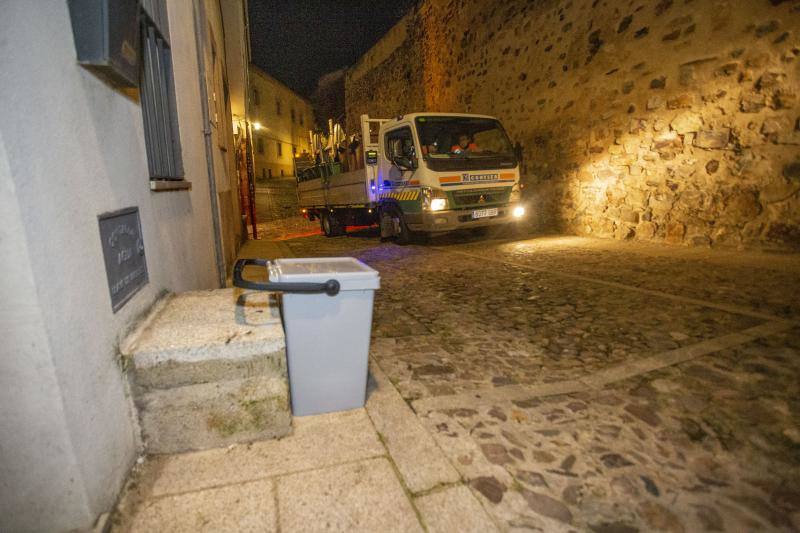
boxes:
[297,162,344,182]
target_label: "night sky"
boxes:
[248,0,416,98]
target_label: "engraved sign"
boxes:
[98,207,148,312]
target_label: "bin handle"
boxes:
[233,259,340,296]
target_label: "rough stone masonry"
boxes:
[345,0,800,250]
[121,289,291,454]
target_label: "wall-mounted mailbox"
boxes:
[68,0,140,88]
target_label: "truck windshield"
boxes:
[415,116,516,171]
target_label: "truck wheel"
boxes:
[379,208,394,241]
[386,205,411,245]
[321,211,344,237]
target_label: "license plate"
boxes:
[472,207,498,219]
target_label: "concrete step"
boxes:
[122,289,291,454]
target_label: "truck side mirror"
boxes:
[514,142,524,166]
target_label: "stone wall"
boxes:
[312,69,346,131]
[345,0,800,250]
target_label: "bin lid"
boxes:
[270,257,380,291]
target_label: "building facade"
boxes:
[0,0,251,530]
[249,65,314,180]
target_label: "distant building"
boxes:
[249,65,313,179]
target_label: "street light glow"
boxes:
[253,122,262,130]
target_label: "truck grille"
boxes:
[451,188,510,207]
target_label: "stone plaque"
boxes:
[98,207,148,312]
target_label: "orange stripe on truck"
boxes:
[499,173,516,179]
[439,175,461,184]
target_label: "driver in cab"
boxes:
[422,139,441,156]
[451,132,478,154]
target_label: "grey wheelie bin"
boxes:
[233,257,380,416]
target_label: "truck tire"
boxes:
[381,205,411,245]
[321,211,344,237]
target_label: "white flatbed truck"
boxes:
[297,113,526,243]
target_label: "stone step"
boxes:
[136,375,290,454]
[122,288,291,454]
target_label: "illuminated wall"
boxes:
[249,65,314,180]
[346,0,800,250]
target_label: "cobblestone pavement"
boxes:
[254,178,301,222]
[278,217,800,532]
[249,216,321,241]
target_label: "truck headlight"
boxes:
[422,187,448,211]
[512,206,526,218]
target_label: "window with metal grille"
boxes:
[139,0,183,180]
[257,137,264,154]
[277,142,282,157]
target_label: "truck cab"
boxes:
[370,113,524,238]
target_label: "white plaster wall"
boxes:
[0,1,222,530]
[0,131,94,530]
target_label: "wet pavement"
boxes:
[280,217,800,532]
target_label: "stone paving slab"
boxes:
[365,362,460,493]
[121,479,276,533]
[130,409,384,499]
[414,484,499,533]
[236,238,294,263]
[277,457,423,533]
[111,409,399,532]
